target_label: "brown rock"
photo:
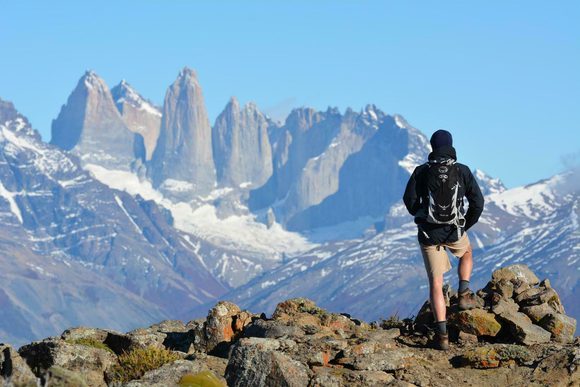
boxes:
[449,309,502,337]
[205,301,253,356]
[272,298,355,332]
[539,313,577,343]
[458,331,479,343]
[518,288,565,314]
[461,347,501,368]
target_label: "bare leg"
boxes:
[458,244,473,282]
[429,273,446,322]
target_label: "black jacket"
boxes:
[403,145,484,245]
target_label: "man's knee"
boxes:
[429,274,444,289]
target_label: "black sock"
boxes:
[436,320,447,335]
[459,280,470,293]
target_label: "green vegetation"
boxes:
[179,370,224,387]
[109,346,181,383]
[66,337,114,354]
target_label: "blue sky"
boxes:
[1,1,578,188]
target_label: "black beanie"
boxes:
[430,129,453,150]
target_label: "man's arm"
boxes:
[403,167,422,216]
[463,168,485,231]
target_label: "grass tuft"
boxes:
[109,346,181,383]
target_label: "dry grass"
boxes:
[109,346,181,383]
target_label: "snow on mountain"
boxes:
[0,98,228,346]
[111,80,161,161]
[51,71,139,170]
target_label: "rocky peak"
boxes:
[212,97,273,188]
[111,80,161,161]
[149,67,216,197]
[50,71,138,169]
[474,168,507,195]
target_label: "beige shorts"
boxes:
[420,233,471,278]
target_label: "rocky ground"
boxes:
[0,264,578,386]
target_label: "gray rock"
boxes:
[51,71,138,170]
[491,265,540,285]
[539,313,577,343]
[349,349,415,372]
[497,311,551,345]
[18,339,117,386]
[149,67,216,196]
[111,80,161,161]
[213,97,273,188]
[521,303,558,324]
[491,298,519,315]
[243,319,303,339]
[225,337,310,387]
[0,344,37,387]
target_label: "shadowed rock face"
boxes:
[111,80,161,161]
[149,67,216,195]
[212,97,273,188]
[50,71,138,170]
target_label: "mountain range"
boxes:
[0,68,577,346]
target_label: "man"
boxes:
[403,129,484,350]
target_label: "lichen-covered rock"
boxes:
[61,326,132,355]
[243,319,303,339]
[225,337,310,387]
[460,345,533,369]
[272,298,355,332]
[0,344,37,387]
[497,311,551,345]
[348,350,415,372]
[205,301,253,356]
[492,264,540,285]
[125,359,225,387]
[449,309,502,337]
[517,288,565,314]
[539,313,577,343]
[18,339,117,386]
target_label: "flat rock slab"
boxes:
[450,309,502,337]
[497,311,551,345]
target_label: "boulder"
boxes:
[0,344,37,387]
[521,303,557,324]
[497,311,551,345]
[449,309,502,337]
[205,301,253,356]
[539,313,577,343]
[225,337,310,387]
[517,288,565,313]
[61,326,132,355]
[491,265,540,285]
[272,298,355,332]
[243,319,303,339]
[460,344,533,369]
[18,339,117,386]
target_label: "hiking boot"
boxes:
[458,290,478,311]
[434,332,449,350]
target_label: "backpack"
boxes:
[425,160,465,239]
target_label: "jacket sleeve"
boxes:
[463,167,485,231]
[403,167,421,216]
